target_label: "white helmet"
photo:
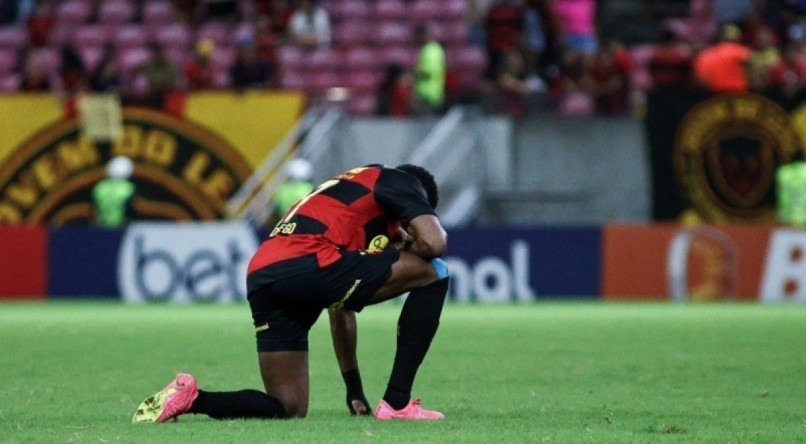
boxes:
[107,156,134,180]
[286,158,312,181]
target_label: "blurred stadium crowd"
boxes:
[0,0,804,116]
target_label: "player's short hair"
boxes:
[396,164,438,209]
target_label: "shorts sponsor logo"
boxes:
[255,323,270,333]
[760,230,806,301]
[367,235,389,253]
[674,94,805,221]
[0,108,251,224]
[118,221,259,303]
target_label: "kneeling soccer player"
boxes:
[133,164,450,422]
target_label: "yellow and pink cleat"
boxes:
[374,398,444,420]
[132,373,199,423]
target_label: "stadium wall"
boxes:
[1,223,803,302]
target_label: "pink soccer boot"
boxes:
[374,398,444,420]
[132,373,199,423]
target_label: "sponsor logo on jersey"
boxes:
[118,221,259,303]
[673,94,805,221]
[0,108,251,224]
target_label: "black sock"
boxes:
[383,277,449,410]
[342,368,365,398]
[187,390,287,419]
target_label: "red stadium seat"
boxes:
[56,0,93,24]
[0,26,26,49]
[210,46,236,70]
[281,71,305,90]
[376,0,407,21]
[164,47,190,66]
[142,1,176,24]
[448,45,485,71]
[333,21,372,47]
[0,49,17,74]
[154,24,191,49]
[378,46,417,67]
[278,46,305,70]
[330,0,372,21]
[118,47,152,73]
[48,24,77,46]
[347,94,377,115]
[344,47,380,71]
[411,0,441,24]
[306,71,342,92]
[305,49,340,71]
[0,73,21,92]
[197,22,231,46]
[99,0,136,25]
[442,0,469,20]
[78,47,105,73]
[115,25,150,49]
[32,48,62,73]
[343,70,382,93]
[213,69,231,88]
[376,22,413,47]
[75,25,111,48]
[232,22,254,45]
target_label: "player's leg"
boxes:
[341,251,449,419]
[258,351,309,417]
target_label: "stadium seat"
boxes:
[213,69,231,88]
[278,46,305,70]
[344,70,382,93]
[305,49,340,71]
[99,0,136,25]
[333,21,372,47]
[154,24,191,49]
[330,0,372,21]
[197,22,231,46]
[376,0,408,21]
[48,24,77,46]
[442,0,469,20]
[32,48,62,73]
[347,94,377,115]
[280,71,305,90]
[78,47,105,73]
[118,47,152,74]
[378,46,417,67]
[0,73,21,92]
[0,26,27,49]
[232,22,254,45]
[210,46,236,70]
[306,71,342,92]
[55,0,93,24]
[0,49,17,74]
[75,25,111,48]
[444,20,470,44]
[448,45,485,71]
[344,47,380,71]
[376,22,413,47]
[115,25,150,49]
[164,47,189,66]
[411,0,441,23]
[142,1,176,24]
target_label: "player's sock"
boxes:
[187,389,287,419]
[383,277,449,410]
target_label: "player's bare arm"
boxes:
[405,214,448,258]
[328,307,371,415]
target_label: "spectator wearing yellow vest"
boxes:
[272,158,315,222]
[777,162,806,226]
[413,25,446,115]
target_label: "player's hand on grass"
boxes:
[347,393,372,416]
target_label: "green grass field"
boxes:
[1,302,804,443]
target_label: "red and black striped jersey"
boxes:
[247,165,435,284]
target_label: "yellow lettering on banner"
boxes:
[143,130,177,166]
[6,181,39,208]
[33,154,58,190]
[183,152,209,185]
[113,125,142,158]
[57,138,99,173]
[0,202,21,222]
[201,170,234,207]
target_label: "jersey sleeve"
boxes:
[373,168,436,227]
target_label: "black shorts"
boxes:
[247,249,400,352]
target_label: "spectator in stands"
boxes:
[553,0,598,54]
[288,0,331,49]
[413,25,446,115]
[522,0,548,76]
[557,49,596,116]
[272,158,314,223]
[93,156,136,228]
[26,2,53,48]
[749,26,782,89]
[203,0,238,20]
[694,25,751,93]
[493,50,543,117]
[59,46,87,95]
[231,39,273,89]
[184,39,216,90]
[20,51,51,92]
[665,0,717,49]
[767,43,806,100]
[172,0,196,23]
[134,45,179,108]
[484,0,524,83]
[648,29,694,90]
[257,0,292,36]
[713,0,755,26]
[592,41,633,115]
[0,0,33,25]
[376,64,412,117]
[89,47,122,93]
[254,15,279,75]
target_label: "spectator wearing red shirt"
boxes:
[767,43,806,98]
[649,29,694,89]
[592,41,633,115]
[694,25,751,93]
[184,39,216,90]
[376,64,412,117]
[484,0,524,81]
[21,51,51,91]
[26,2,53,48]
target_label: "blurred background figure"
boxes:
[231,38,273,90]
[413,25,446,115]
[272,158,314,222]
[376,64,413,117]
[93,156,136,228]
[133,45,179,109]
[776,162,806,226]
[288,0,331,49]
[184,39,216,91]
[694,25,751,93]
[89,46,122,93]
[553,0,598,54]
